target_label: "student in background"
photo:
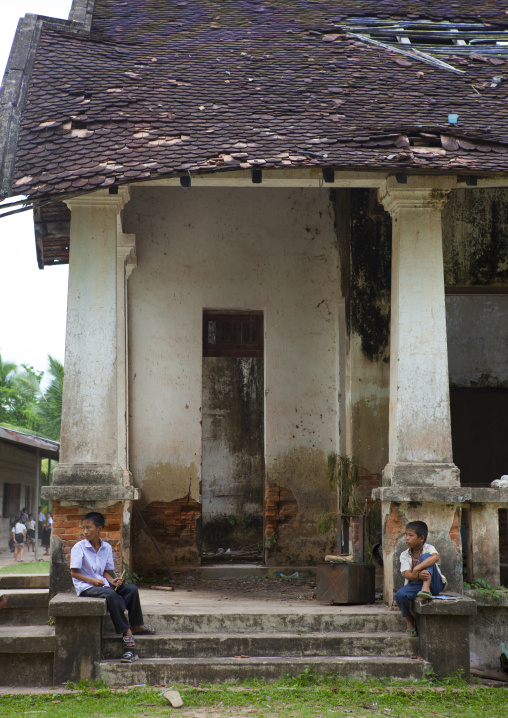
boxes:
[12,518,26,562]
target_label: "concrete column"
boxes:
[53,188,132,487]
[379,176,459,488]
[468,504,501,587]
[116,221,136,482]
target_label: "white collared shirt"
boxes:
[70,538,115,595]
[399,542,447,587]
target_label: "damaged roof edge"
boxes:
[0,0,95,201]
[346,32,466,74]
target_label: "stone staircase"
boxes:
[0,573,54,686]
[98,605,428,684]
[0,574,430,686]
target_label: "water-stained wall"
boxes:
[338,189,392,491]
[124,186,340,569]
[202,356,264,552]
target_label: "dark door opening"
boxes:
[450,386,508,486]
[201,311,265,563]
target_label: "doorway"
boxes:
[201,311,264,563]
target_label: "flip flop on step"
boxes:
[123,634,136,648]
[132,624,156,635]
[120,651,138,663]
[417,591,433,600]
[406,627,418,637]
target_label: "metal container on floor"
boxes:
[316,562,375,604]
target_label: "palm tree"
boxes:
[36,355,64,441]
[0,353,21,424]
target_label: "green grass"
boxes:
[0,560,50,574]
[0,675,506,718]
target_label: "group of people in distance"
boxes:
[10,506,53,562]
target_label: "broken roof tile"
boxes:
[1,0,508,202]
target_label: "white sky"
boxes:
[0,1,72,381]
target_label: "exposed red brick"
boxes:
[449,508,461,551]
[383,503,405,551]
[142,494,201,546]
[264,480,298,544]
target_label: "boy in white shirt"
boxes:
[70,511,156,650]
[395,520,446,636]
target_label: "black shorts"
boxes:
[15,533,24,544]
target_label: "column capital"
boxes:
[65,186,130,213]
[379,175,456,215]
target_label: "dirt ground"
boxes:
[170,574,319,602]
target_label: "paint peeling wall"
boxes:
[124,187,340,568]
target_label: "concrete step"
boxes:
[0,625,55,687]
[105,610,405,635]
[102,631,415,660]
[98,655,429,684]
[0,624,55,652]
[0,573,49,590]
[0,589,49,626]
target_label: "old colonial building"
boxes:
[1,0,508,602]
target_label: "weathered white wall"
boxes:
[124,186,340,562]
[446,295,508,388]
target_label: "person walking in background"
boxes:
[38,506,45,543]
[12,517,26,562]
[26,514,36,552]
[41,512,53,556]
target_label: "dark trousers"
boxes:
[80,583,144,634]
[395,553,445,618]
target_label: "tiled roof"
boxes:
[5,0,508,204]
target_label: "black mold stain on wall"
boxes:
[443,188,508,286]
[342,189,392,361]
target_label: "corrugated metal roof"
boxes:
[0,426,60,459]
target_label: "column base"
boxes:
[383,461,460,487]
[52,463,132,487]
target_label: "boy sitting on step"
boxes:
[395,520,446,637]
[70,511,156,650]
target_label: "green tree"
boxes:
[0,354,41,430]
[36,355,64,441]
[0,353,63,441]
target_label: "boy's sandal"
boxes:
[417,591,433,600]
[132,624,156,635]
[120,651,138,663]
[123,634,136,648]
[406,627,418,637]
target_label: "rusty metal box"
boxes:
[316,562,376,604]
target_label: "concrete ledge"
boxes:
[464,590,508,607]
[0,589,48,608]
[49,593,107,617]
[373,486,508,504]
[0,574,49,589]
[0,626,54,653]
[43,484,140,502]
[413,594,477,616]
[412,594,476,677]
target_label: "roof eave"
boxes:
[0,1,95,201]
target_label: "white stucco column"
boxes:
[379,176,459,487]
[53,187,134,488]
